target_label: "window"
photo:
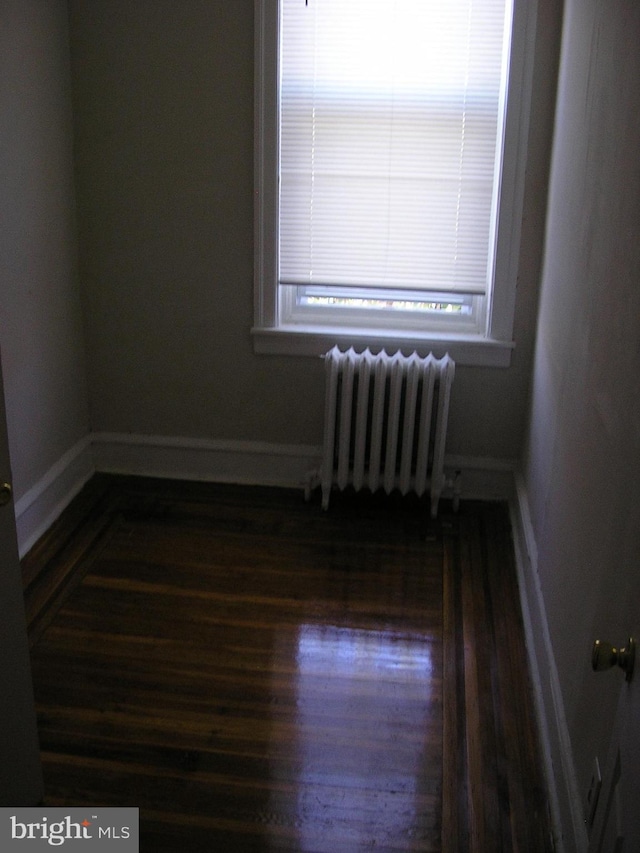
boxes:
[254,0,537,367]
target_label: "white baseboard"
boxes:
[444,454,517,501]
[13,435,520,558]
[14,436,95,559]
[91,432,323,491]
[91,434,518,503]
[510,473,587,853]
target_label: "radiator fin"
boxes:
[320,346,455,517]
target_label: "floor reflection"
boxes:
[270,624,440,851]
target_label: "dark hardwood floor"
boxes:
[22,475,553,852]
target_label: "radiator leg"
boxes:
[452,470,462,513]
[304,470,320,502]
[321,486,331,511]
[430,495,439,519]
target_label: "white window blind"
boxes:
[278,0,511,297]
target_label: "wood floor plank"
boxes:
[482,503,553,853]
[441,531,469,853]
[24,477,553,852]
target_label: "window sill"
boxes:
[251,325,514,367]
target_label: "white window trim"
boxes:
[252,0,538,368]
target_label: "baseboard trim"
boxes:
[444,454,517,501]
[14,436,95,559]
[510,473,587,853]
[90,433,518,503]
[90,432,323,491]
[14,436,521,558]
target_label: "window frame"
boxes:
[252,0,538,368]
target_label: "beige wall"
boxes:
[524,0,640,833]
[69,0,561,461]
[0,0,89,500]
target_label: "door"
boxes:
[0,348,43,804]
[588,633,640,853]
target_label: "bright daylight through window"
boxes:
[254,0,535,366]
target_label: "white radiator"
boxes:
[316,346,456,517]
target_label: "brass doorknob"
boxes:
[592,637,635,682]
[0,481,12,507]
